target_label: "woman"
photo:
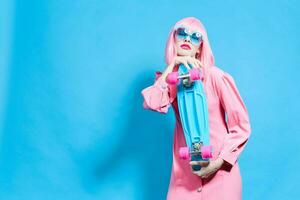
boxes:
[141,17,251,200]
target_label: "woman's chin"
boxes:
[177,49,196,57]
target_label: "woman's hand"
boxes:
[161,56,203,80]
[189,157,224,179]
[171,56,203,70]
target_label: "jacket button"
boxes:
[197,187,202,192]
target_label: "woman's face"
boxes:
[174,27,202,57]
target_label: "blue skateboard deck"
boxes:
[176,63,211,171]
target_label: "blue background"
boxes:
[0,0,299,199]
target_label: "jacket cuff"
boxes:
[154,75,168,91]
[218,151,237,166]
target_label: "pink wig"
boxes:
[165,17,215,68]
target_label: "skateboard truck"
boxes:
[179,143,213,171]
[179,143,213,160]
[166,68,203,86]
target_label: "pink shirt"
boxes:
[141,65,251,200]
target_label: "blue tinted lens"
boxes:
[176,28,188,40]
[191,33,202,45]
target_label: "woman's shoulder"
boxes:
[206,65,225,76]
[205,65,234,82]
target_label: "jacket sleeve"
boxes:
[141,71,173,114]
[214,71,252,166]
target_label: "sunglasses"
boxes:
[175,27,203,45]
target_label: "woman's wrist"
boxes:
[215,157,224,168]
[161,63,174,81]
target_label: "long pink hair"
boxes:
[165,17,215,68]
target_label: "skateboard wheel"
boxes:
[179,147,190,160]
[166,72,179,85]
[189,68,200,81]
[201,145,213,159]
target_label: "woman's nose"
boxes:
[184,36,191,42]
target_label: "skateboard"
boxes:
[166,63,213,171]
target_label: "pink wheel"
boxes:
[179,147,190,160]
[201,145,213,159]
[189,68,200,81]
[166,72,179,85]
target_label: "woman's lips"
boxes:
[180,44,191,50]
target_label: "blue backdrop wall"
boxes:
[0,0,299,199]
